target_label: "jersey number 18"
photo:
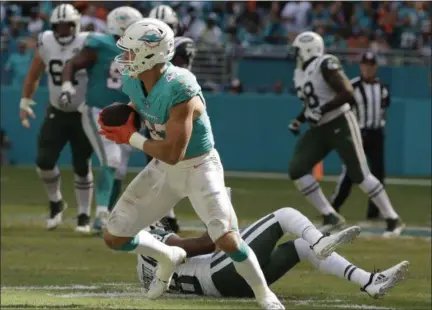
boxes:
[303,81,320,109]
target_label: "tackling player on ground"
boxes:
[287,31,404,236]
[61,6,143,233]
[137,204,409,299]
[98,18,286,309]
[20,4,93,232]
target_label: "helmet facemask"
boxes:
[52,21,79,45]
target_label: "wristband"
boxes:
[129,132,147,150]
[20,98,36,109]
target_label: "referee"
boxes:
[330,51,390,220]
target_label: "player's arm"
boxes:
[320,57,355,114]
[20,50,46,127]
[130,97,199,165]
[62,47,97,84]
[165,232,216,258]
[22,50,45,100]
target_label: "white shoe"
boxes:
[47,201,67,230]
[75,225,91,234]
[257,292,285,310]
[75,214,91,234]
[312,226,361,260]
[362,261,410,299]
[382,218,405,238]
[147,246,186,300]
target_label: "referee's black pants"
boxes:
[330,128,385,219]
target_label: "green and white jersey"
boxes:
[294,54,350,125]
[136,211,301,298]
[38,31,89,111]
[136,226,221,297]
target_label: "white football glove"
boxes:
[19,98,37,128]
[59,81,76,108]
[288,119,301,136]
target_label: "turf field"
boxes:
[1,167,431,309]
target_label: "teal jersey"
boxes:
[122,63,214,158]
[85,33,129,108]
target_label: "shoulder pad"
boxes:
[320,54,341,71]
[37,30,53,48]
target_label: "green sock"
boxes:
[108,179,122,212]
[95,166,116,209]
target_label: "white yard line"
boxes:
[12,166,432,186]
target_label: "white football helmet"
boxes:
[292,31,324,65]
[50,4,81,45]
[107,6,143,37]
[115,18,175,77]
[149,5,179,35]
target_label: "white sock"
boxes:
[233,245,272,298]
[166,209,176,219]
[359,174,398,219]
[294,239,371,287]
[74,173,93,216]
[294,174,336,215]
[274,207,323,245]
[130,229,173,264]
[36,167,62,202]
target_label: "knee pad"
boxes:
[207,218,232,242]
[359,174,383,196]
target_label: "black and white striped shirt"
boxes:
[350,77,390,129]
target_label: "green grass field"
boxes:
[1,167,431,309]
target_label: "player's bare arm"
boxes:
[320,58,355,114]
[139,96,202,165]
[165,232,216,258]
[20,50,46,127]
[62,47,97,82]
[22,50,45,99]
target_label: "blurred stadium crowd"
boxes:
[1,1,431,87]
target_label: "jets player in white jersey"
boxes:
[138,204,409,300]
[19,3,94,232]
[287,31,404,236]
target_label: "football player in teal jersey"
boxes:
[149,4,197,233]
[97,18,285,309]
[61,6,143,233]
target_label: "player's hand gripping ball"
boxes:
[98,103,142,144]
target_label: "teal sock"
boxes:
[108,179,122,212]
[229,241,249,262]
[95,166,116,209]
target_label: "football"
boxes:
[100,102,142,131]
